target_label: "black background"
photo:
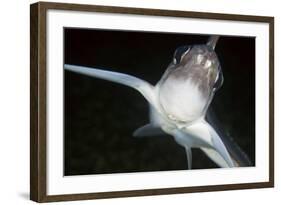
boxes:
[64,28,255,175]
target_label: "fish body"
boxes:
[65,36,236,169]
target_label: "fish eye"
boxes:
[173,45,192,65]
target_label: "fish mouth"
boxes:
[165,113,204,128]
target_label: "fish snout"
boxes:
[194,49,221,73]
[194,53,216,73]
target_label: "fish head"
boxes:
[158,43,223,125]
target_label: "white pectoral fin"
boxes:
[133,124,166,137]
[207,124,235,167]
[200,148,229,168]
[64,64,157,107]
[183,120,234,168]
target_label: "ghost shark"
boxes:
[65,36,240,169]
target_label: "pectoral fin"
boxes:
[200,148,229,168]
[64,64,157,109]
[208,125,235,167]
[133,124,166,137]
[182,120,235,168]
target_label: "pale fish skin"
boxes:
[64,36,236,169]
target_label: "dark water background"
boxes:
[64,28,255,175]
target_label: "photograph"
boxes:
[30,2,273,202]
[64,28,255,175]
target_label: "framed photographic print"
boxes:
[30,2,274,202]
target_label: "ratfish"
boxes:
[65,36,251,169]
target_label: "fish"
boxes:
[65,35,238,169]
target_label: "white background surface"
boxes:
[0,0,279,204]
